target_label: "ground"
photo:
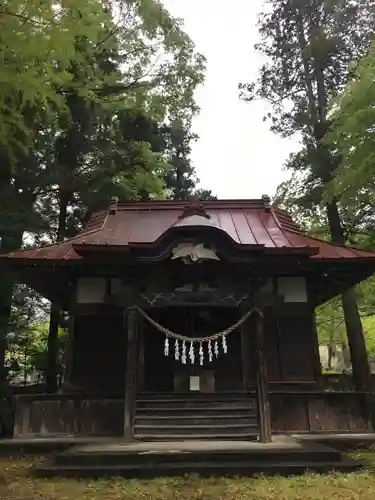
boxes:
[0,452,375,500]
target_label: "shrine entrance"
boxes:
[141,306,250,393]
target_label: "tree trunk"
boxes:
[341,342,350,369]
[23,346,27,387]
[308,8,371,390]
[46,304,61,392]
[327,344,333,371]
[0,156,13,390]
[0,228,24,390]
[0,272,13,389]
[326,200,371,391]
[45,189,70,393]
[294,7,318,128]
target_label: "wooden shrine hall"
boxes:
[3,196,375,443]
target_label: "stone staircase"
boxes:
[35,437,364,478]
[134,392,259,441]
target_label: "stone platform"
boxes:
[33,436,364,478]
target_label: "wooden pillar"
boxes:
[310,309,324,390]
[62,313,75,387]
[62,285,77,390]
[240,310,251,392]
[123,306,139,441]
[255,309,272,443]
[137,315,145,391]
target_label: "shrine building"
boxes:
[2,196,375,443]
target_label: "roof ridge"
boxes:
[113,199,269,210]
[268,208,295,247]
[11,210,109,255]
[272,207,304,234]
[293,230,375,254]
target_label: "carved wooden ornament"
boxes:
[171,242,220,264]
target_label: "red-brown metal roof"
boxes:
[3,199,375,262]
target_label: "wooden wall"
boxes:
[14,394,124,437]
[68,302,320,394]
[264,305,320,383]
[70,314,126,393]
[270,392,372,433]
[13,392,373,437]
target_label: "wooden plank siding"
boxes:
[13,395,124,437]
[13,392,372,437]
[270,392,372,433]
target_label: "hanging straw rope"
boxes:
[132,305,263,343]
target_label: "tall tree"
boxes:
[162,120,198,200]
[240,0,375,390]
[161,120,217,201]
[0,0,206,391]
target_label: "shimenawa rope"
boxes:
[132,305,263,343]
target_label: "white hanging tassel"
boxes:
[182,340,187,364]
[189,341,195,364]
[208,340,213,362]
[199,342,204,366]
[164,337,169,356]
[222,334,228,354]
[214,340,219,358]
[174,339,180,360]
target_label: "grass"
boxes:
[1,453,375,500]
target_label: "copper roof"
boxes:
[3,198,375,262]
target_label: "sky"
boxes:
[163,0,301,199]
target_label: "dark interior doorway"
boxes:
[142,306,244,392]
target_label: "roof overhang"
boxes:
[308,258,375,306]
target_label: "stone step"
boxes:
[36,458,363,479]
[55,446,342,467]
[136,415,257,426]
[134,433,259,441]
[134,423,258,435]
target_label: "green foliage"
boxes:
[317,297,347,347]
[0,0,207,242]
[362,315,375,363]
[244,2,375,371]
[194,188,217,201]
[5,286,65,384]
[239,0,375,138]
[0,0,210,390]
[240,0,375,211]
[162,120,198,200]
[325,41,375,199]
[0,1,111,151]
[317,276,375,370]
[0,0,206,154]
[6,322,66,384]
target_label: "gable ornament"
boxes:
[171,242,219,264]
